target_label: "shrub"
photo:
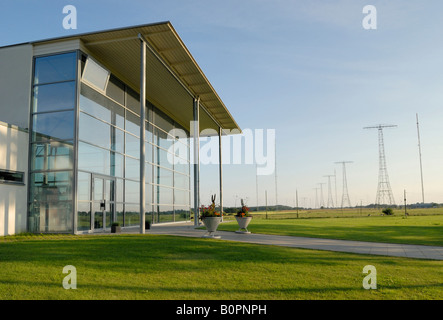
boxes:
[382,208,394,215]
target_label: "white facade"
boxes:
[0,123,28,236]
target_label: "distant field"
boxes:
[237,207,443,220]
[219,208,443,246]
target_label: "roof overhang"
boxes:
[30,21,241,135]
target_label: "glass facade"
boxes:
[28,52,77,232]
[78,63,191,228]
[28,50,191,233]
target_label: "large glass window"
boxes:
[32,110,75,141]
[33,52,77,85]
[32,82,76,113]
[80,84,125,128]
[31,141,74,171]
[29,52,77,233]
[76,56,191,228]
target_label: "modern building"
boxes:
[0,22,240,236]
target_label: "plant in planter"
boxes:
[111,222,121,234]
[200,194,222,238]
[235,199,253,234]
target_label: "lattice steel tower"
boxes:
[364,124,397,206]
[323,175,335,208]
[317,183,326,208]
[335,161,353,208]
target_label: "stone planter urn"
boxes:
[201,217,221,239]
[235,216,252,234]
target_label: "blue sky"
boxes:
[2,0,443,207]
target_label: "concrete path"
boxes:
[138,222,443,261]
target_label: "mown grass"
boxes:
[0,234,442,300]
[218,214,443,246]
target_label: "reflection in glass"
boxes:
[154,127,174,150]
[154,166,173,187]
[80,84,125,128]
[28,201,73,233]
[93,178,103,201]
[34,52,77,85]
[154,147,173,170]
[110,152,124,178]
[79,112,111,149]
[174,189,190,206]
[33,82,76,113]
[116,204,124,226]
[157,205,174,223]
[125,133,140,159]
[125,180,139,203]
[78,142,109,175]
[32,111,74,141]
[124,204,140,227]
[126,87,140,115]
[174,207,190,222]
[156,185,173,205]
[112,127,124,154]
[31,141,73,171]
[93,202,103,229]
[125,157,140,181]
[153,108,174,133]
[30,171,73,203]
[125,111,140,136]
[77,202,91,231]
[174,172,189,190]
[77,172,91,201]
[106,74,125,105]
[116,179,124,203]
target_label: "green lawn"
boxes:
[218,214,443,246]
[0,234,442,300]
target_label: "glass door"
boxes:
[92,175,115,232]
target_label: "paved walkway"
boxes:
[135,222,443,261]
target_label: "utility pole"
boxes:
[265,190,268,219]
[255,163,259,211]
[364,124,397,207]
[324,175,335,208]
[335,161,353,208]
[313,187,319,209]
[404,189,407,217]
[416,114,425,204]
[318,183,326,208]
[274,142,278,213]
[296,189,299,218]
[334,169,338,209]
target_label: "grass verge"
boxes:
[218,215,443,246]
[0,234,442,300]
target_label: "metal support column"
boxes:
[219,127,223,222]
[193,98,200,226]
[139,35,146,234]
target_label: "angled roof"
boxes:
[26,21,240,133]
